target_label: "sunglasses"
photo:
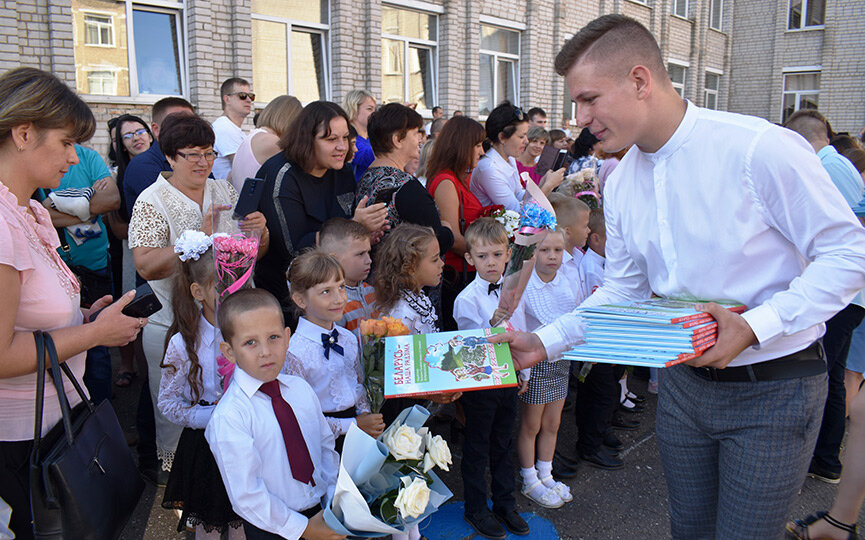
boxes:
[121,128,149,140]
[229,91,256,101]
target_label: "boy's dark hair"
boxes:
[159,114,215,158]
[527,107,547,120]
[220,77,250,109]
[279,101,350,172]
[464,217,509,254]
[218,288,284,343]
[151,96,194,127]
[367,102,425,156]
[318,217,370,251]
[588,207,606,235]
[554,15,665,79]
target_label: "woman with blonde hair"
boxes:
[228,94,302,190]
[0,67,143,540]
[343,89,376,181]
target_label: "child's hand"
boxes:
[517,378,529,395]
[302,511,346,540]
[356,413,385,437]
[490,308,510,327]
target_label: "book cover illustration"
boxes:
[384,328,517,398]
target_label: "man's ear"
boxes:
[630,65,652,100]
[219,341,235,363]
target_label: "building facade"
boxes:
[0,0,860,158]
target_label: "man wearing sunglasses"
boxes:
[212,77,254,180]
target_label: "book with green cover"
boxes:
[383,327,517,398]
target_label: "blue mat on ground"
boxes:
[417,501,559,539]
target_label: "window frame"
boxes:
[478,22,521,118]
[671,0,689,19]
[250,9,332,105]
[709,0,723,30]
[83,12,115,47]
[380,3,439,114]
[75,0,188,103]
[86,69,118,95]
[703,70,721,110]
[787,0,826,30]
[781,68,821,123]
[667,60,688,98]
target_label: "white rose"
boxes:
[424,432,452,472]
[383,424,424,461]
[393,476,430,520]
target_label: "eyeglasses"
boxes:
[176,150,218,163]
[228,91,256,101]
[121,128,148,140]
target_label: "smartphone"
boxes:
[535,145,561,177]
[552,149,572,172]
[91,283,163,321]
[232,178,264,220]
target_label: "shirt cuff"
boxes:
[535,323,570,360]
[276,512,309,540]
[740,303,784,348]
[518,369,531,381]
[191,405,216,429]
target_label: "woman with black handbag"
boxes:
[0,67,144,540]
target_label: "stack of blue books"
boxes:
[562,298,745,367]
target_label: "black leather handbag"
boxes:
[29,330,143,539]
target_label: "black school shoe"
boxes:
[603,431,624,451]
[465,511,507,539]
[612,412,640,430]
[552,452,580,479]
[580,446,625,470]
[494,508,530,536]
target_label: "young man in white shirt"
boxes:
[212,77,253,179]
[492,14,865,540]
[206,289,344,540]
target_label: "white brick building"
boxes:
[1,0,860,158]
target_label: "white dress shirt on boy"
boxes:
[579,248,605,296]
[536,102,865,367]
[206,367,338,539]
[285,317,369,437]
[561,247,587,300]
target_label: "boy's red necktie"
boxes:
[259,380,315,485]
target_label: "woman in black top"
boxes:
[356,103,454,255]
[255,101,387,325]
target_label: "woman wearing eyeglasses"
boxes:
[470,102,565,212]
[128,114,268,472]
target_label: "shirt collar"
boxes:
[817,144,837,159]
[487,147,514,170]
[295,316,334,342]
[232,365,293,398]
[643,100,698,163]
[585,247,605,266]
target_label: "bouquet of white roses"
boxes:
[324,406,452,537]
[488,207,522,241]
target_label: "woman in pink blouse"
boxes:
[0,68,143,540]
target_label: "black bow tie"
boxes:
[488,282,502,295]
[321,329,344,359]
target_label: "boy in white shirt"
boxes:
[549,193,591,298]
[580,208,606,294]
[205,289,344,540]
[453,218,531,539]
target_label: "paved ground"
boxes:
[111,354,864,540]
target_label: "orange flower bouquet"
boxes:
[360,317,411,412]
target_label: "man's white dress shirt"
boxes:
[537,102,865,367]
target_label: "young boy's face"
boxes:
[220,306,291,383]
[535,232,565,278]
[562,209,591,253]
[465,240,509,283]
[330,236,372,286]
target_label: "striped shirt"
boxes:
[340,282,379,338]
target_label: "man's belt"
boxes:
[690,342,825,382]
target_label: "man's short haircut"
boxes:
[527,107,547,120]
[554,15,665,79]
[843,148,865,174]
[464,217,509,253]
[784,109,831,144]
[527,126,551,144]
[218,288,284,343]
[429,117,447,138]
[220,77,250,109]
[588,207,606,235]
[151,97,194,127]
[830,134,862,155]
[159,114,215,158]
[367,102,424,156]
[279,101,350,172]
[318,217,370,252]
[432,106,443,114]
[452,110,463,117]
[549,192,589,226]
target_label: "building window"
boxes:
[84,13,113,46]
[668,63,687,97]
[710,0,723,30]
[672,0,688,18]
[479,24,520,117]
[380,5,437,112]
[704,72,720,110]
[782,71,820,122]
[788,0,825,29]
[72,0,185,98]
[252,0,329,104]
